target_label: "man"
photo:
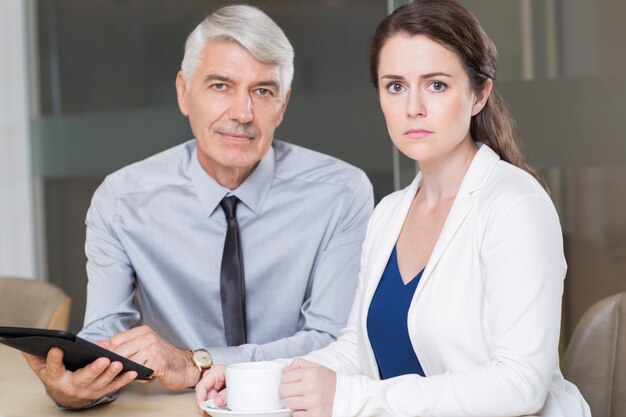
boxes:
[23,4,373,409]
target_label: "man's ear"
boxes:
[175,71,189,116]
[276,89,291,126]
[471,78,493,116]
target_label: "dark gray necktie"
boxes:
[219,196,247,346]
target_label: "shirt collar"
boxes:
[189,142,275,217]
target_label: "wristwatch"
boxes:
[191,349,213,375]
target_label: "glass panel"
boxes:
[32,0,392,331]
[460,0,626,344]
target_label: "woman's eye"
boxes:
[386,82,405,93]
[427,81,447,92]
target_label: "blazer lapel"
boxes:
[362,176,420,305]
[359,176,420,379]
[423,190,474,277]
[418,144,501,285]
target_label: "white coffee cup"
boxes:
[226,361,285,412]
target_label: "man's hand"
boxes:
[23,348,137,409]
[105,325,199,390]
[195,365,227,411]
[279,359,336,417]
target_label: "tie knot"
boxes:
[220,196,238,220]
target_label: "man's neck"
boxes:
[196,155,258,190]
[210,165,257,190]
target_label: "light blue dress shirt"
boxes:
[79,139,373,364]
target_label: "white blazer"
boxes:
[303,144,591,417]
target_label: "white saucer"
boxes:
[200,399,292,417]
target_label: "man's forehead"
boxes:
[197,39,281,83]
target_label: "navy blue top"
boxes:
[366,246,425,379]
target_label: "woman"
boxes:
[196,1,590,415]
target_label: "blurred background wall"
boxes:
[1,0,625,347]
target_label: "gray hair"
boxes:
[181,4,294,98]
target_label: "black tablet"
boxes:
[0,326,154,380]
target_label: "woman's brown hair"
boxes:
[369,0,544,185]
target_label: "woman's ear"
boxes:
[471,78,493,116]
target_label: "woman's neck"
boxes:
[416,139,478,208]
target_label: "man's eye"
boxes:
[386,82,405,93]
[256,88,272,97]
[212,83,226,90]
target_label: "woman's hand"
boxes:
[279,358,336,417]
[195,365,227,410]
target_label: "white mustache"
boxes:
[215,123,258,138]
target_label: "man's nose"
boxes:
[228,91,253,124]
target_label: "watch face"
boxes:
[194,350,212,368]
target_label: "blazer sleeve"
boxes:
[331,193,566,417]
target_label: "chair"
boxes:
[0,276,71,330]
[562,291,626,417]
[562,234,625,345]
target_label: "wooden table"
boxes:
[0,344,541,417]
[0,344,199,416]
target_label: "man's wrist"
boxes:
[188,365,202,388]
[186,349,211,388]
[185,350,199,388]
